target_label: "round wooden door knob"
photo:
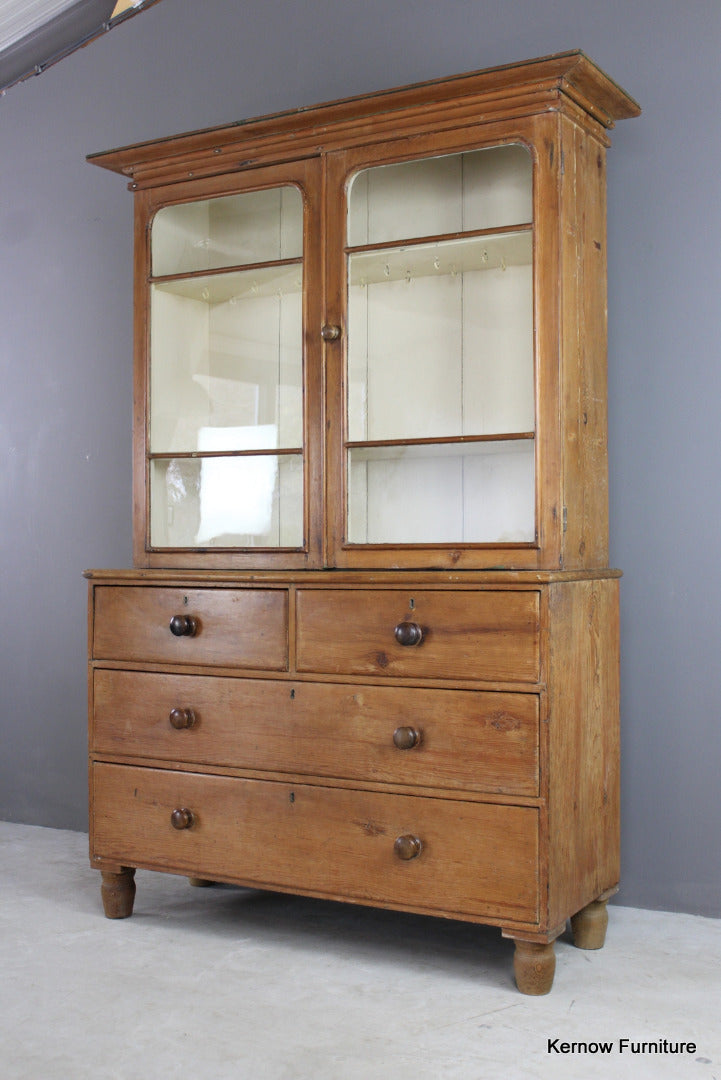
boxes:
[393,726,421,750]
[320,323,342,341]
[170,807,195,830]
[394,621,423,647]
[169,708,197,730]
[169,614,198,637]
[394,834,422,860]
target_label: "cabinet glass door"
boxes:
[148,185,305,550]
[345,144,535,546]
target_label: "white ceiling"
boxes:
[0,0,80,52]
[0,0,149,92]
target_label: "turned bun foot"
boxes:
[512,939,556,995]
[571,898,609,950]
[100,868,136,919]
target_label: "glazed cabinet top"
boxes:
[89,51,639,573]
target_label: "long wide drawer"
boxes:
[92,763,539,921]
[92,586,288,670]
[92,669,540,796]
[296,589,540,683]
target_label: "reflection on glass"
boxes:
[150,453,303,548]
[152,186,303,276]
[195,426,277,542]
[347,441,535,545]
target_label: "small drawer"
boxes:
[92,586,288,670]
[91,763,539,921]
[296,589,540,683]
[92,670,540,796]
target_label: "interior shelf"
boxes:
[348,229,531,286]
[151,260,303,304]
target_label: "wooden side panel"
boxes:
[91,763,539,921]
[545,578,620,926]
[93,586,288,670]
[559,116,610,568]
[92,669,540,796]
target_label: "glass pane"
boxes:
[347,232,533,442]
[150,264,303,454]
[347,144,532,247]
[150,453,303,548]
[152,186,303,276]
[347,441,535,545]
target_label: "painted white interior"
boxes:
[346,145,534,544]
[149,187,304,548]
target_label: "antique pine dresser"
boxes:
[85,51,639,994]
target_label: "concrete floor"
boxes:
[1,821,719,1080]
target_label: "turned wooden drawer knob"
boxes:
[394,834,422,860]
[393,726,421,750]
[169,614,197,637]
[394,621,423,647]
[170,807,195,830]
[169,708,197,730]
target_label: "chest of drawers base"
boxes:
[87,569,620,995]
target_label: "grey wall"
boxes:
[1,0,719,917]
